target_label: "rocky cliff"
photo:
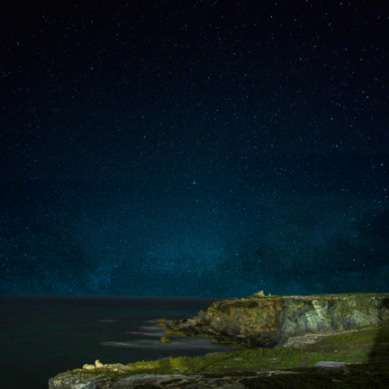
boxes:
[165,292,389,348]
[48,293,389,388]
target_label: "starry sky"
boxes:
[0,0,388,297]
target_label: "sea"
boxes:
[0,295,233,389]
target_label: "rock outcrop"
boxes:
[48,371,299,389]
[165,293,389,348]
[48,293,389,388]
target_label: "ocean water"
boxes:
[0,296,233,389]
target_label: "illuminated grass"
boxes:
[69,323,388,380]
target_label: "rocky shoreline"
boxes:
[48,369,299,389]
[48,292,389,388]
[48,358,364,389]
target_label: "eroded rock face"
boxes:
[166,294,389,348]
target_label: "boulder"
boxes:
[315,361,350,375]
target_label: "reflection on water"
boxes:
[102,337,224,350]
[103,320,222,350]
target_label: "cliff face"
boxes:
[166,293,389,347]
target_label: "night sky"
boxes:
[0,0,387,297]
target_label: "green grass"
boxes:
[240,363,389,388]
[69,322,389,384]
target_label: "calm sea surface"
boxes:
[0,296,233,389]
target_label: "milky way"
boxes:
[0,1,387,297]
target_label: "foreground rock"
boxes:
[165,292,389,348]
[48,357,370,389]
[48,370,298,389]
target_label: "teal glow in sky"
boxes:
[0,0,387,297]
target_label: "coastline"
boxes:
[48,292,389,388]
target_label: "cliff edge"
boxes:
[165,292,389,348]
[48,293,389,388]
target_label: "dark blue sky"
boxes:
[0,0,387,297]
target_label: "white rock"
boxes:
[82,364,95,370]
